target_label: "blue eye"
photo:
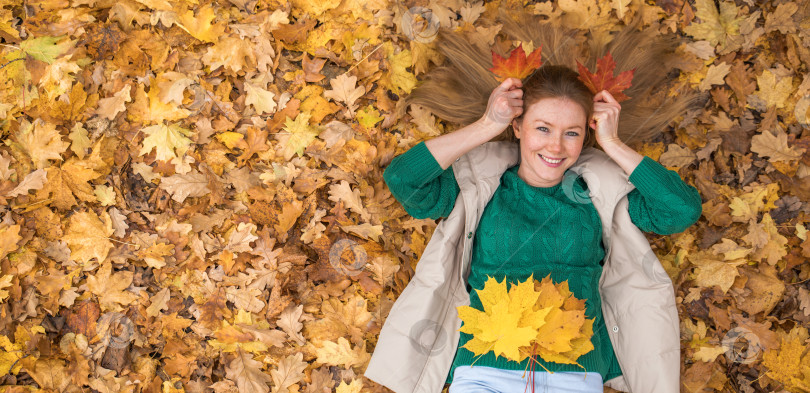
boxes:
[537,126,580,136]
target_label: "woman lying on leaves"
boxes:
[364,10,705,393]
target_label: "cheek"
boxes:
[564,140,583,155]
[520,135,536,149]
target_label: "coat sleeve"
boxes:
[382,140,460,220]
[626,156,703,235]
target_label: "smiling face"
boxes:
[511,97,588,188]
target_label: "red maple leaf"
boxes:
[489,43,543,82]
[576,52,635,102]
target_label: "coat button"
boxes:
[612,326,619,332]
[467,231,472,238]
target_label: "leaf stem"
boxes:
[0,57,24,72]
[344,43,382,76]
[518,345,552,373]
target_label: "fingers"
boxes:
[486,78,525,125]
[600,90,618,103]
[501,84,523,113]
[506,89,523,99]
[594,90,621,108]
[593,92,621,118]
[504,77,522,90]
[495,77,522,93]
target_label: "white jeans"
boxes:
[449,365,603,393]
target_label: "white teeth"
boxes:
[539,154,563,164]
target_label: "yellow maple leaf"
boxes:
[9,119,70,169]
[36,160,101,211]
[208,320,269,353]
[177,5,225,43]
[0,225,21,261]
[93,185,116,206]
[201,36,256,75]
[745,213,789,266]
[136,241,174,269]
[0,274,12,303]
[356,105,383,129]
[244,82,277,115]
[95,84,132,120]
[139,122,192,162]
[290,0,341,18]
[762,326,810,392]
[128,79,191,124]
[0,8,19,40]
[313,336,370,369]
[277,112,319,160]
[335,379,363,393]
[728,183,780,223]
[683,0,744,54]
[68,123,91,159]
[63,211,114,265]
[299,90,338,124]
[85,262,139,310]
[37,56,81,101]
[0,334,25,376]
[456,274,593,367]
[216,132,245,149]
[323,74,365,117]
[688,250,744,294]
[381,42,417,96]
[754,69,794,110]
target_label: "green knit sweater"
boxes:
[382,141,702,385]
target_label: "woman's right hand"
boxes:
[423,78,524,169]
[480,77,523,132]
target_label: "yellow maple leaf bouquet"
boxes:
[456,273,595,372]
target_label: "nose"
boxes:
[547,136,563,154]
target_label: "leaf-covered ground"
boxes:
[0,0,809,392]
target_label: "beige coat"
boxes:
[364,141,681,393]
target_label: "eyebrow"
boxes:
[535,119,583,131]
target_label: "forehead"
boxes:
[524,97,587,127]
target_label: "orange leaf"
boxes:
[576,52,635,102]
[489,44,543,82]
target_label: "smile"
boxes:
[539,154,564,164]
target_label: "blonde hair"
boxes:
[403,9,704,149]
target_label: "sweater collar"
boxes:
[502,164,563,197]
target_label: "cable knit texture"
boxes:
[382,141,703,386]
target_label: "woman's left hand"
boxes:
[589,90,622,147]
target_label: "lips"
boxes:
[539,154,564,164]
